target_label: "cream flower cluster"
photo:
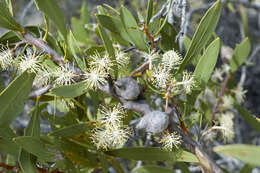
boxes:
[91,105,131,150]
[150,50,196,94]
[160,131,182,151]
[0,47,14,70]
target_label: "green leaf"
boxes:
[49,123,92,137]
[33,0,67,39]
[146,0,153,25]
[0,2,23,32]
[0,31,21,45]
[234,103,260,134]
[194,37,221,85]
[155,0,173,36]
[18,149,38,173]
[97,25,118,77]
[14,136,55,162]
[96,14,131,45]
[99,152,109,173]
[183,35,191,51]
[214,144,260,166]
[178,0,222,73]
[71,17,91,45]
[159,22,179,51]
[239,164,254,173]
[80,1,90,24]
[120,6,148,52]
[25,99,40,138]
[68,31,86,71]
[0,71,35,127]
[133,165,176,173]
[239,5,248,38]
[0,137,19,156]
[5,0,13,16]
[105,147,198,162]
[85,46,105,56]
[177,162,191,173]
[0,127,19,156]
[51,80,88,98]
[230,37,251,73]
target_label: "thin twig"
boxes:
[28,85,53,99]
[130,61,149,77]
[150,0,170,24]
[21,31,64,64]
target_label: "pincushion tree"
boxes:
[0,0,259,172]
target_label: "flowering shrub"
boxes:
[0,0,259,172]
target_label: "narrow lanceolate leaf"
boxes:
[25,99,40,137]
[146,0,153,25]
[68,31,86,71]
[33,0,67,39]
[105,147,198,163]
[14,136,55,162]
[194,38,221,86]
[230,37,251,73]
[96,14,131,44]
[49,123,92,137]
[51,80,88,98]
[133,165,176,173]
[0,71,35,127]
[18,99,41,173]
[120,6,148,52]
[178,0,222,73]
[0,127,19,156]
[98,25,118,77]
[160,22,179,51]
[234,103,260,134]
[0,30,21,45]
[214,144,260,166]
[98,152,109,173]
[0,2,23,32]
[19,149,38,173]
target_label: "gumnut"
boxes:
[114,77,141,100]
[136,110,169,133]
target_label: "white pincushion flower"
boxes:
[218,111,235,142]
[0,48,13,70]
[100,105,124,127]
[34,67,53,87]
[211,68,223,81]
[84,67,108,89]
[91,125,131,150]
[141,51,160,70]
[162,50,182,70]
[18,52,41,73]
[212,68,223,81]
[232,85,247,103]
[91,127,111,150]
[53,63,76,86]
[89,53,112,70]
[116,51,130,68]
[152,66,171,89]
[222,95,234,110]
[160,132,182,151]
[222,64,231,74]
[176,71,196,94]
